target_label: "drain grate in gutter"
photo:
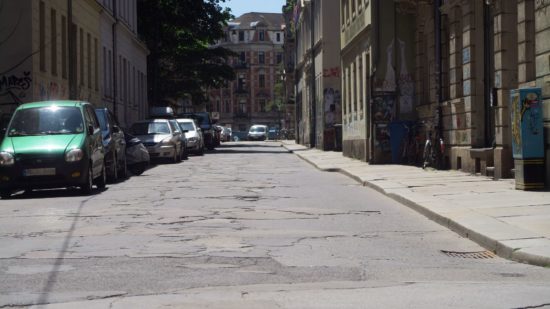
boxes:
[440,250,496,259]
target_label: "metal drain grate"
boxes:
[440,250,496,259]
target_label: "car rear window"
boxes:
[131,122,170,135]
[250,126,266,133]
[178,122,195,131]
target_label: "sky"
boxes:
[223,0,286,18]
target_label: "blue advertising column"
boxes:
[510,88,545,190]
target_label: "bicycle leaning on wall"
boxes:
[422,128,445,169]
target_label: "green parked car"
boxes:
[0,101,107,198]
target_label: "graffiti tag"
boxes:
[0,71,32,94]
[323,67,340,78]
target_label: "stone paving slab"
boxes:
[281,141,550,267]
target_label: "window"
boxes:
[276,53,283,64]
[94,38,98,90]
[103,47,107,95]
[240,51,246,63]
[61,15,67,79]
[239,31,244,41]
[259,74,265,88]
[216,99,221,112]
[276,32,281,42]
[259,99,266,112]
[80,28,84,85]
[259,30,265,41]
[39,1,45,72]
[239,99,247,113]
[224,99,230,113]
[51,9,57,76]
[87,33,91,88]
[258,51,265,64]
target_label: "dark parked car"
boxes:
[0,101,107,198]
[179,112,216,150]
[95,108,126,182]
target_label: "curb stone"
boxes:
[281,142,550,268]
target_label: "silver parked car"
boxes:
[129,119,184,163]
[247,124,268,141]
[177,118,204,155]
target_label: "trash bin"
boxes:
[389,121,411,164]
[510,88,545,190]
[333,124,342,152]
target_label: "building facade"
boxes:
[282,3,297,137]
[0,0,148,129]
[208,12,285,133]
[294,0,342,150]
[411,0,550,182]
[98,0,149,127]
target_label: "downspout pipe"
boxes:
[309,0,316,148]
[112,1,118,118]
[67,0,76,100]
[435,0,443,134]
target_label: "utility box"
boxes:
[510,88,545,190]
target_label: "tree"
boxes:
[137,0,236,106]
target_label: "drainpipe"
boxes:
[309,0,316,148]
[112,1,118,118]
[67,0,76,100]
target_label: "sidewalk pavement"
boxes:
[281,140,550,267]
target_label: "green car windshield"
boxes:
[8,106,84,136]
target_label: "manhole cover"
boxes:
[440,250,496,259]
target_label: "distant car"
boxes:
[129,119,184,163]
[0,101,107,198]
[221,127,232,142]
[177,118,204,155]
[247,124,268,141]
[95,108,126,182]
[168,119,188,160]
[213,125,222,147]
[179,112,216,150]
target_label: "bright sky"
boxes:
[223,0,286,18]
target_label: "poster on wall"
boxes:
[372,93,395,122]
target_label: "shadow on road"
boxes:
[35,196,95,307]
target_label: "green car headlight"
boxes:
[65,148,84,162]
[0,152,14,166]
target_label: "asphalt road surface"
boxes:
[1,141,550,308]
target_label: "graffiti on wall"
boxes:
[37,81,67,101]
[323,67,340,78]
[0,71,31,101]
[324,88,341,128]
[372,93,395,122]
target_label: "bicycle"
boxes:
[423,130,445,169]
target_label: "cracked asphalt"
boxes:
[1,141,550,308]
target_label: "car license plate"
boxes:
[23,168,56,177]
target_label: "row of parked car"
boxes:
[0,101,223,199]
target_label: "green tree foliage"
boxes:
[138,0,236,105]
